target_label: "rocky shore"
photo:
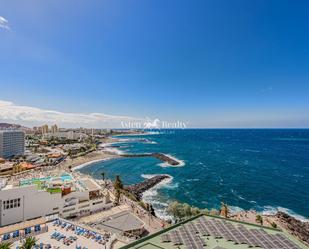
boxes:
[125,174,171,200]
[275,211,309,246]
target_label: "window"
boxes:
[3,198,21,210]
[93,201,103,205]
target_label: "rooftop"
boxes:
[87,211,145,235]
[122,214,308,249]
[1,172,102,194]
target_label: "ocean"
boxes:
[78,129,309,221]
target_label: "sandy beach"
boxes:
[58,136,123,171]
[58,151,119,171]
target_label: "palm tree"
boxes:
[114,175,123,189]
[256,214,263,226]
[220,202,229,218]
[20,236,37,249]
[0,242,12,249]
[113,175,123,205]
[101,172,105,181]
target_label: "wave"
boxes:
[261,206,308,222]
[145,131,161,135]
[143,139,158,144]
[229,206,245,214]
[115,131,161,136]
[244,149,261,153]
[101,146,124,155]
[158,154,185,167]
[141,174,174,220]
[228,205,308,222]
[186,178,200,182]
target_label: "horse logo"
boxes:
[143,118,161,129]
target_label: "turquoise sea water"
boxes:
[79,129,309,220]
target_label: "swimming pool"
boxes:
[20,174,73,186]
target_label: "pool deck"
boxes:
[12,221,110,249]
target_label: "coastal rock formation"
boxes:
[276,211,309,246]
[126,174,171,200]
[121,153,180,166]
[151,153,179,166]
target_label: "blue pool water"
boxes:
[20,173,73,186]
[79,129,309,220]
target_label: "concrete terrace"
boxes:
[121,214,308,249]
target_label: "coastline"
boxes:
[66,134,309,246]
[72,156,116,171]
[72,135,308,223]
[59,150,120,171]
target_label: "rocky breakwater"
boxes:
[121,153,180,166]
[125,174,171,200]
[276,211,309,246]
[151,153,179,166]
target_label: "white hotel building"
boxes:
[0,130,25,159]
[0,175,113,227]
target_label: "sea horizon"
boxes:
[79,128,309,221]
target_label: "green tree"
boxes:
[167,201,203,222]
[167,201,183,222]
[190,207,201,216]
[183,203,192,217]
[167,201,198,222]
[20,237,37,249]
[271,222,277,228]
[0,242,12,249]
[201,208,210,215]
[209,208,220,216]
[256,215,263,226]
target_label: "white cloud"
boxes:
[0,16,10,30]
[0,100,146,128]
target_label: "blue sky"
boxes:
[0,0,308,128]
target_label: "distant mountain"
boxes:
[0,122,30,131]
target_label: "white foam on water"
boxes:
[141,174,174,220]
[144,140,158,144]
[158,154,185,167]
[115,131,161,136]
[101,146,124,155]
[145,131,161,135]
[99,142,120,147]
[186,178,200,182]
[229,206,245,214]
[261,206,308,222]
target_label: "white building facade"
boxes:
[0,181,113,226]
[43,131,88,141]
[0,130,25,159]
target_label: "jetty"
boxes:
[121,153,180,166]
[125,174,171,200]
